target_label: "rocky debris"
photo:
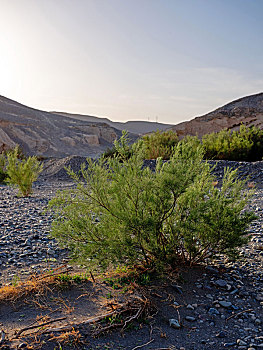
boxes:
[39,157,263,189]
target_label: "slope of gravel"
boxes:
[40,156,263,187]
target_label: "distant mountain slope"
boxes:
[53,112,173,135]
[0,96,129,158]
[168,92,263,138]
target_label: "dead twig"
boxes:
[226,308,253,322]
[14,317,67,337]
[26,307,62,329]
[122,306,143,330]
[90,271,96,283]
[43,310,119,334]
[131,339,154,350]
[177,308,181,323]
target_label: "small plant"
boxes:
[5,145,43,196]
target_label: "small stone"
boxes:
[208,307,220,315]
[206,294,213,299]
[216,331,227,338]
[185,316,196,321]
[169,319,181,329]
[224,342,236,347]
[206,266,218,274]
[215,279,228,288]
[219,301,232,308]
[237,339,247,346]
[186,304,194,310]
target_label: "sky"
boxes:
[0,0,262,124]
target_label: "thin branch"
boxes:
[226,309,253,322]
[14,317,67,337]
[131,339,154,350]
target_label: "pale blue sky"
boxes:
[0,0,262,123]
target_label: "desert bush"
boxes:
[5,146,43,197]
[0,152,7,183]
[202,125,263,161]
[49,134,255,270]
[142,130,179,160]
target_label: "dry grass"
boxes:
[0,266,71,303]
[48,328,83,347]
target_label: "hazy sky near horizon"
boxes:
[0,0,262,124]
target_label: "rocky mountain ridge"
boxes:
[168,92,263,138]
[53,111,172,135]
[0,96,127,158]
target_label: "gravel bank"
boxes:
[40,156,263,188]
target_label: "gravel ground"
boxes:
[0,182,73,284]
[0,159,262,349]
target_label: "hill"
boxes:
[168,92,263,137]
[0,96,130,158]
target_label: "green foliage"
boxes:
[104,270,152,289]
[0,145,26,183]
[57,273,89,284]
[102,130,133,161]
[202,124,263,161]
[0,153,7,183]
[142,130,179,160]
[5,146,43,197]
[139,125,263,161]
[48,134,256,270]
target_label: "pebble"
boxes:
[215,279,228,288]
[185,316,196,321]
[218,301,232,308]
[169,318,181,329]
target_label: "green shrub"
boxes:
[0,153,7,183]
[48,135,255,270]
[202,125,263,161]
[142,130,179,160]
[102,130,133,161]
[5,146,43,197]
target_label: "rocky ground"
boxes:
[0,159,262,349]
